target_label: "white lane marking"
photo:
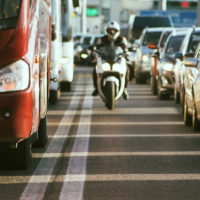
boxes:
[48,133,200,138]
[59,96,157,100]
[59,90,93,200]
[48,121,184,126]
[33,151,200,158]
[48,107,180,115]
[4,174,200,184]
[20,82,82,200]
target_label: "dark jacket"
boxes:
[96,35,128,52]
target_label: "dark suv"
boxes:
[128,15,172,43]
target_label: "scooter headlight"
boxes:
[0,60,29,92]
[112,63,121,72]
[101,63,110,71]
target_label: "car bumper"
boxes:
[160,70,175,93]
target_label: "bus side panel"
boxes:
[39,0,51,118]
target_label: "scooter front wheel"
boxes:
[105,82,115,110]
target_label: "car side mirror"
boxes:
[184,52,194,58]
[174,52,183,60]
[183,57,198,68]
[148,43,158,49]
[152,51,160,59]
[128,46,137,52]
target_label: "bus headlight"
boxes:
[0,60,29,92]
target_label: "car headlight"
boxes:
[101,63,110,71]
[80,53,88,59]
[0,60,29,92]
[162,63,173,71]
[112,63,121,72]
[142,55,149,62]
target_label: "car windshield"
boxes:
[142,31,162,46]
[93,37,100,45]
[132,16,171,40]
[187,33,200,53]
[0,0,21,30]
[83,37,92,46]
[0,0,21,19]
[165,35,185,55]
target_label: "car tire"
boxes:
[174,87,180,104]
[0,138,32,170]
[33,115,48,148]
[192,103,200,131]
[61,81,71,92]
[184,97,192,126]
[151,75,157,95]
[49,90,59,105]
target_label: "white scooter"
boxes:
[93,45,127,110]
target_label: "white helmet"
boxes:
[105,21,120,41]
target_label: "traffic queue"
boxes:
[131,26,200,133]
[1,0,200,171]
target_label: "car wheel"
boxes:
[33,115,48,148]
[61,81,71,92]
[174,87,180,104]
[192,103,200,131]
[49,90,59,105]
[151,75,157,95]
[184,97,192,126]
[0,138,32,170]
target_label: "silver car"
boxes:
[156,29,186,100]
[134,27,163,84]
[182,43,200,131]
[174,27,200,108]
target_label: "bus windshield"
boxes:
[0,0,21,30]
[61,0,72,42]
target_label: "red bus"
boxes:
[0,0,51,169]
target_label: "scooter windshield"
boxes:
[100,46,123,63]
[0,0,21,30]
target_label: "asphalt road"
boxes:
[0,66,200,200]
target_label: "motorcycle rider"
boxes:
[91,20,130,100]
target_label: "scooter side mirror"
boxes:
[88,45,96,51]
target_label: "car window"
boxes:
[160,31,171,48]
[165,35,184,55]
[187,33,200,53]
[0,0,21,30]
[196,47,200,59]
[83,37,91,46]
[142,31,162,46]
[0,0,21,19]
[131,16,171,40]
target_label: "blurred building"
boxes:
[73,0,199,35]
